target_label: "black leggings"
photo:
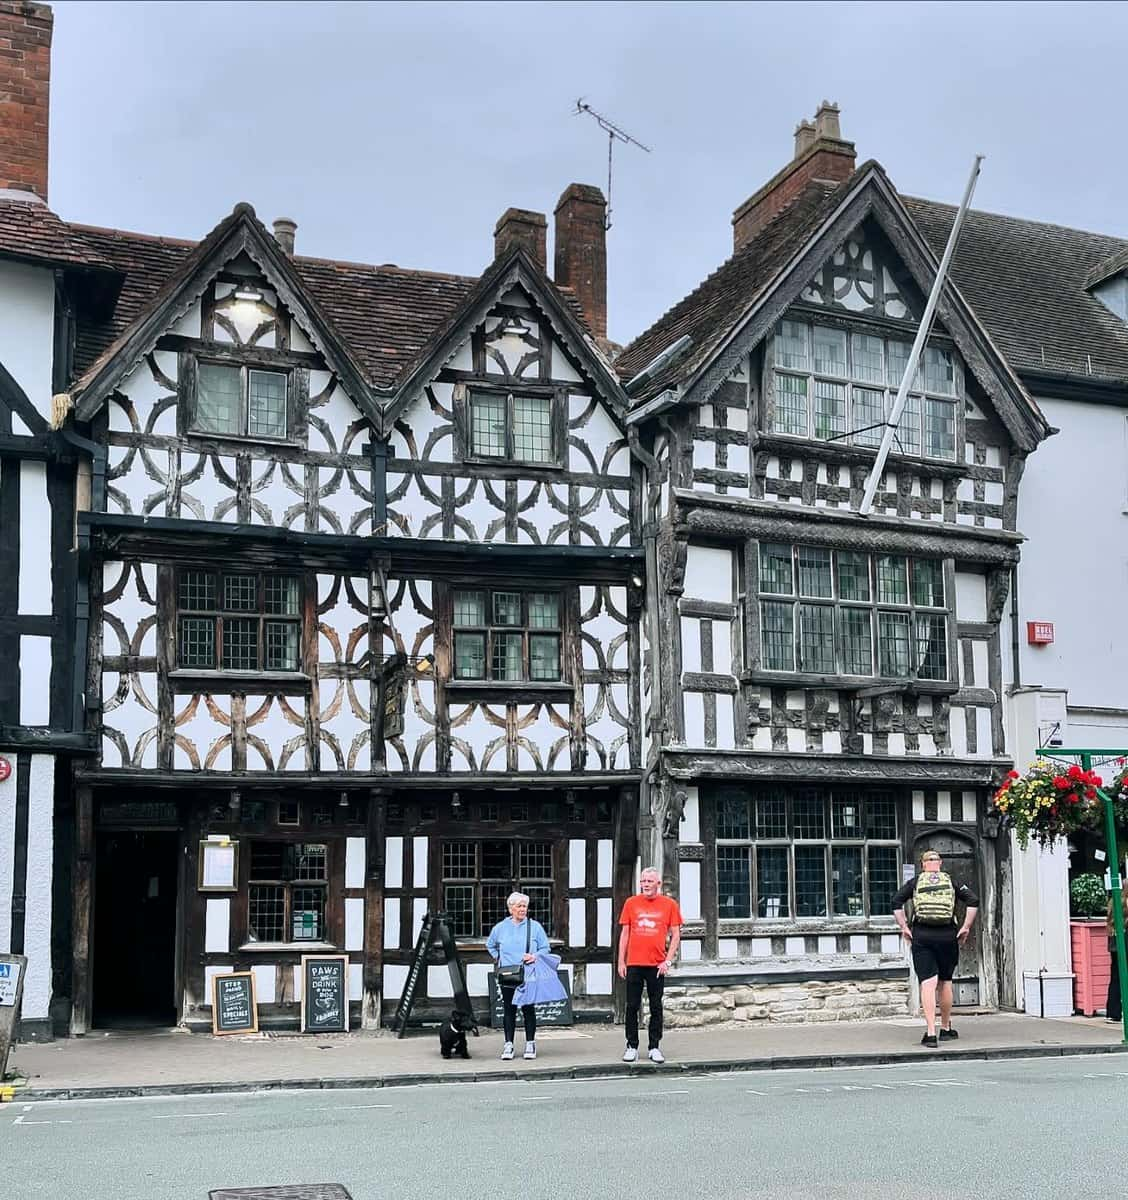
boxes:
[501,984,536,1043]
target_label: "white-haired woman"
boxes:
[486,891,549,1060]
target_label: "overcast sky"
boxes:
[48,0,1128,346]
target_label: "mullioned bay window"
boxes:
[771,317,959,461]
[714,787,902,921]
[757,543,948,681]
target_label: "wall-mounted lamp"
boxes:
[414,653,436,674]
[229,788,242,818]
[339,790,350,809]
[630,573,644,589]
[233,284,264,304]
[451,791,462,813]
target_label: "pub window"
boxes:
[441,839,555,938]
[770,317,959,461]
[193,362,289,441]
[469,388,556,465]
[177,569,303,672]
[715,788,901,921]
[757,543,948,681]
[247,841,329,942]
[452,589,562,682]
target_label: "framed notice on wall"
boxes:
[198,838,239,892]
[211,971,258,1035]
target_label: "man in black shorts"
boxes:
[893,849,978,1048]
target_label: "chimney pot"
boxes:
[493,207,547,269]
[272,217,297,256]
[0,1,54,202]
[553,183,608,342]
[794,119,817,159]
[732,101,856,252]
[814,100,842,141]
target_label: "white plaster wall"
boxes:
[0,764,13,956]
[22,755,55,1020]
[19,636,51,725]
[1018,397,1128,708]
[18,461,52,615]
[0,259,54,419]
[683,544,733,603]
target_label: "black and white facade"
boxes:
[619,112,1050,1024]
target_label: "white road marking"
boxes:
[315,1103,393,1111]
[150,1112,229,1120]
[654,1089,690,1095]
[12,1114,72,1126]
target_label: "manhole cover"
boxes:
[210,1188,352,1199]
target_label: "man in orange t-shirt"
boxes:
[617,866,683,1064]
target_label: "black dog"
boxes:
[439,1009,476,1059]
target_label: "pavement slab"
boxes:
[5,1012,1125,1101]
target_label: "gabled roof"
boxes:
[903,198,1128,382]
[384,244,628,431]
[73,204,389,425]
[618,161,1051,450]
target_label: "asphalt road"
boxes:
[5,1055,1127,1199]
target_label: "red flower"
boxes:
[1006,770,1020,781]
[1068,793,1079,804]
[1067,764,1083,781]
[1053,777,1070,790]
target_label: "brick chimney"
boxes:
[0,1,52,202]
[732,101,856,252]
[272,217,297,256]
[493,207,547,269]
[553,183,607,341]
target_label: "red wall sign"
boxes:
[1027,621,1055,645]
[0,757,11,784]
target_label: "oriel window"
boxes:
[452,588,562,682]
[177,569,302,672]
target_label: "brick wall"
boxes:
[0,1,53,200]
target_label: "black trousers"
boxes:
[625,965,665,1049]
[500,984,536,1043]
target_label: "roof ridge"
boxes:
[904,194,1128,248]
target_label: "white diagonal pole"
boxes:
[858,154,984,516]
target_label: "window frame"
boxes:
[766,313,962,463]
[189,358,294,444]
[449,586,565,685]
[440,838,556,940]
[245,839,332,946]
[714,788,903,924]
[174,567,305,677]
[463,385,564,469]
[754,543,951,684]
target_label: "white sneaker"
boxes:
[622,1045,638,1062]
[501,1042,514,1061]
[524,1042,536,1060]
[648,1048,665,1064]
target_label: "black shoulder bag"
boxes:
[496,920,531,988]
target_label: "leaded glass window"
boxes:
[247,841,328,943]
[712,787,902,922]
[452,588,562,682]
[469,389,556,465]
[755,544,948,680]
[771,318,959,461]
[193,362,288,440]
[176,569,302,672]
[441,839,555,938]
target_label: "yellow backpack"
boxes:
[912,871,956,925]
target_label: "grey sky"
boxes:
[49,0,1128,346]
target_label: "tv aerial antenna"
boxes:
[574,99,651,231]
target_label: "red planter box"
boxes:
[1071,919,1111,1016]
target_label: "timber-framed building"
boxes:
[616,105,1051,1022]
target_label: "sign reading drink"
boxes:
[301,955,348,1033]
[211,972,258,1036]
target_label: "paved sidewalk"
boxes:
[5,1013,1126,1101]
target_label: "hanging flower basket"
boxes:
[1093,758,1128,838]
[992,760,1103,850]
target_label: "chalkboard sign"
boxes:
[389,911,477,1037]
[211,971,258,1035]
[301,954,348,1033]
[488,970,573,1028]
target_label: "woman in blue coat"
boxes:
[486,891,549,1061]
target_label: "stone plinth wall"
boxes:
[660,978,911,1027]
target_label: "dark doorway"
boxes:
[93,831,179,1027]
